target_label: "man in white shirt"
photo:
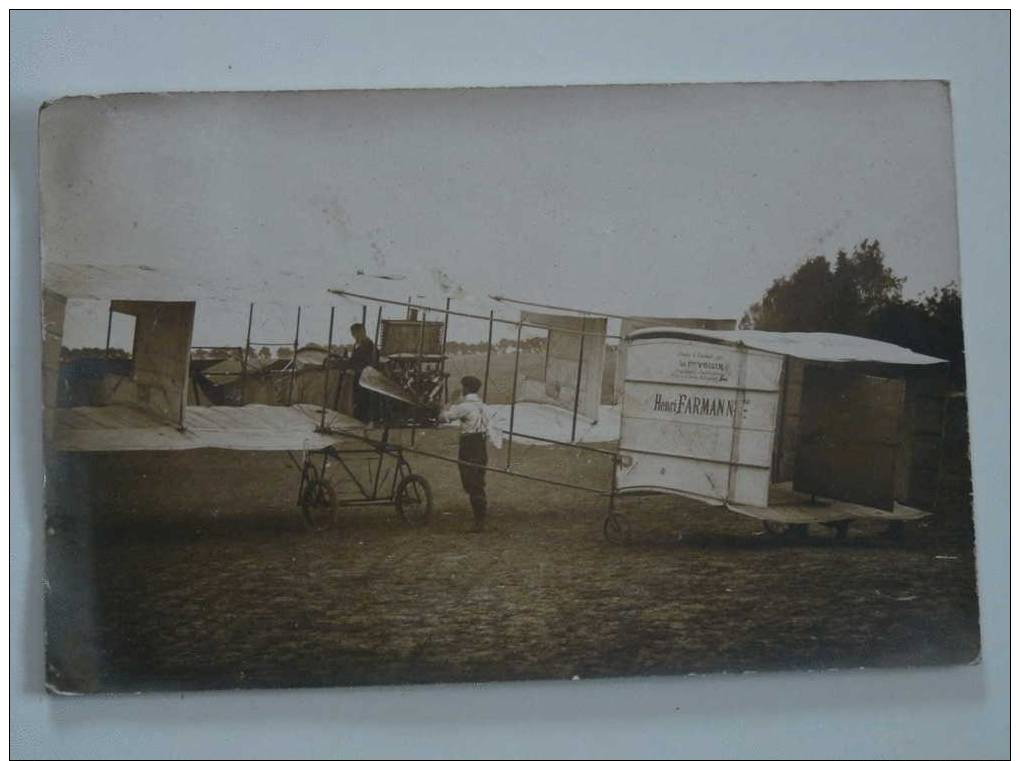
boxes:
[439,375,490,532]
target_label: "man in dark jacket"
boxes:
[349,323,376,422]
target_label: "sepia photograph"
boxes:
[40,81,979,695]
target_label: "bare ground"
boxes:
[44,428,980,694]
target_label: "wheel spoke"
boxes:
[395,475,432,526]
[299,470,336,531]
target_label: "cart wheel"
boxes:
[395,474,432,526]
[299,463,337,532]
[824,520,851,540]
[763,521,809,538]
[604,513,631,544]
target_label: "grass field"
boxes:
[45,425,980,693]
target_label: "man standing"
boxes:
[440,375,492,532]
[348,323,376,423]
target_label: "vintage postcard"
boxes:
[40,82,978,693]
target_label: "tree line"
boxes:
[741,239,965,386]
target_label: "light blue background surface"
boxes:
[11,11,1009,759]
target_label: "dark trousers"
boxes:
[458,433,487,521]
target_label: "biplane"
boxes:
[43,272,624,532]
[331,291,951,544]
[44,269,950,542]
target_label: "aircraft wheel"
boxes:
[763,520,791,536]
[395,474,433,526]
[763,521,809,538]
[604,513,631,544]
[299,463,337,531]
[824,520,851,540]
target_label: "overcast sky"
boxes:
[40,82,960,349]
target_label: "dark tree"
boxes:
[741,240,903,334]
[61,347,131,360]
[742,240,965,386]
[870,283,965,386]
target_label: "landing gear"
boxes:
[604,512,631,544]
[298,460,337,531]
[762,520,809,538]
[823,519,852,541]
[293,437,434,532]
[395,474,433,526]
